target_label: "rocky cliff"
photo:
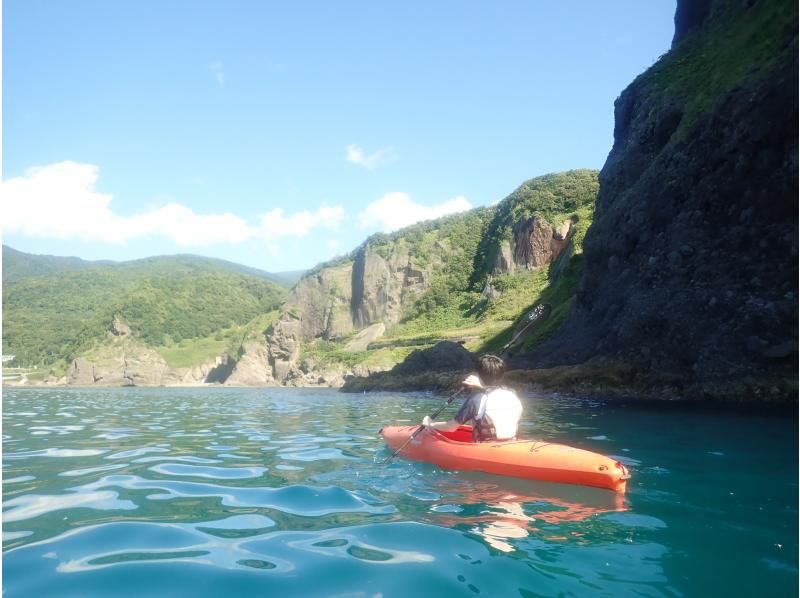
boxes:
[512,0,798,400]
[491,217,573,275]
[67,338,217,386]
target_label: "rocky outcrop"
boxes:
[341,341,476,392]
[513,0,798,401]
[351,244,432,329]
[266,312,303,382]
[68,338,171,386]
[266,240,434,376]
[225,340,276,386]
[69,358,97,385]
[491,217,573,276]
[163,359,225,385]
[344,322,386,353]
[289,263,355,341]
[111,316,131,337]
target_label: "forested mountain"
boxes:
[2,246,294,286]
[2,250,289,367]
[2,246,106,282]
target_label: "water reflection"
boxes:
[425,473,627,552]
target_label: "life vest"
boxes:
[477,387,523,440]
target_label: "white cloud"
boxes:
[209,60,225,87]
[2,161,345,246]
[357,192,472,233]
[258,204,345,238]
[345,144,396,169]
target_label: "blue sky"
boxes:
[3,1,676,272]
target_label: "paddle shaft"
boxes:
[382,388,463,464]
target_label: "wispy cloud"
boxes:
[357,192,472,233]
[345,144,396,170]
[209,60,225,87]
[2,161,345,246]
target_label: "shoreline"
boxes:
[6,370,797,408]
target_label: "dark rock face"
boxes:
[513,0,798,399]
[672,0,713,45]
[204,353,236,384]
[391,341,476,375]
[351,246,392,328]
[341,341,476,392]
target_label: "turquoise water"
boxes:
[3,388,797,597]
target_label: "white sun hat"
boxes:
[461,374,483,388]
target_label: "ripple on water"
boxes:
[278,447,356,462]
[132,455,221,464]
[72,475,395,517]
[5,448,108,459]
[148,463,267,479]
[4,476,37,484]
[106,447,170,460]
[60,464,129,478]
[3,490,138,523]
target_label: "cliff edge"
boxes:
[512,0,798,400]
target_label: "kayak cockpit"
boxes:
[437,424,476,443]
[435,425,520,444]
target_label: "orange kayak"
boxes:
[381,424,630,493]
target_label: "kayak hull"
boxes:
[381,425,629,493]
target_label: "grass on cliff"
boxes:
[640,0,796,135]
[478,252,584,355]
[301,340,418,371]
[155,311,280,368]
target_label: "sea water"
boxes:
[2,387,797,597]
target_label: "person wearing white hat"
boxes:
[422,354,523,442]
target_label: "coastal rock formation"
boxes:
[289,263,355,341]
[513,0,798,400]
[164,359,225,385]
[344,322,386,353]
[69,358,97,385]
[492,217,573,275]
[351,244,432,329]
[266,312,303,382]
[68,338,171,386]
[225,340,276,386]
[266,238,437,376]
[341,341,476,392]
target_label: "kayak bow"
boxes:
[381,424,629,493]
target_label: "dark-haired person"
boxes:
[422,354,523,442]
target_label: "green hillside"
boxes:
[1,245,104,282]
[297,170,600,371]
[2,251,288,367]
[3,170,600,379]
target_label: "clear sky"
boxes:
[3,0,676,272]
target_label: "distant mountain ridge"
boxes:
[2,247,290,367]
[2,245,301,287]
[2,246,110,282]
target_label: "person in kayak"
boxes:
[422,354,523,442]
